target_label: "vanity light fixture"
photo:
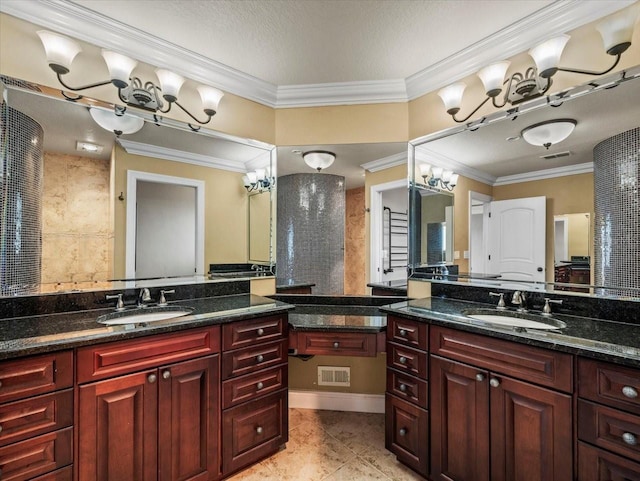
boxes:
[521,119,577,149]
[419,164,459,191]
[243,168,275,193]
[303,151,336,171]
[37,30,224,126]
[438,5,639,123]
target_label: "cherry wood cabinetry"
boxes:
[385,315,429,476]
[430,326,573,481]
[221,315,288,477]
[577,358,640,479]
[0,351,74,481]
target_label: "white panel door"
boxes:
[487,196,546,282]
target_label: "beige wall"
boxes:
[566,213,591,258]
[345,186,366,294]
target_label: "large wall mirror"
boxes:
[408,67,640,300]
[409,188,454,267]
[0,76,275,296]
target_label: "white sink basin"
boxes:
[462,309,566,330]
[97,306,193,325]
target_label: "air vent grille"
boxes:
[540,151,571,160]
[317,366,350,387]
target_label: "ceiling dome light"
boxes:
[89,107,144,136]
[303,151,336,171]
[521,119,576,150]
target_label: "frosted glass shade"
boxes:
[431,166,444,180]
[597,3,640,55]
[449,173,459,187]
[197,85,224,115]
[37,30,82,75]
[438,82,466,115]
[89,107,144,135]
[529,35,570,78]
[521,119,576,148]
[101,50,137,89]
[477,61,510,97]
[419,164,432,178]
[303,151,335,171]
[155,69,185,102]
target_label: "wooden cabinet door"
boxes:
[430,355,490,481]
[78,369,158,481]
[158,355,219,481]
[490,374,572,481]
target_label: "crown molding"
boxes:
[361,152,407,172]
[493,162,594,186]
[415,148,496,186]
[117,139,247,172]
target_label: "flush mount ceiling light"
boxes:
[521,119,577,149]
[303,151,336,172]
[419,164,459,191]
[37,30,224,126]
[76,140,104,153]
[89,106,144,136]
[438,4,639,123]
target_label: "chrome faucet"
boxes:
[511,291,528,312]
[137,288,152,308]
[489,292,506,309]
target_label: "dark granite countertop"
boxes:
[367,280,408,294]
[0,294,293,361]
[288,305,386,333]
[276,280,316,289]
[381,297,640,368]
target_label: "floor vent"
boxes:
[317,366,351,387]
[540,150,571,160]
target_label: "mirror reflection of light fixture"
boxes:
[37,30,224,125]
[243,168,275,193]
[303,151,336,171]
[438,4,639,123]
[89,106,145,136]
[419,164,459,191]
[521,119,577,149]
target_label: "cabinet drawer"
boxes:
[222,315,286,350]
[387,315,428,349]
[77,326,220,383]
[0,427,72,481]
[579,399,640,461]
[222,364,287,409]
[30,466,73,481]
[0,389,73,447]
[222,389,288,475]
[387,342,428,380]
[430,326,573,392]
[297,331,377,357]
[386,368,428,409]
[222,339,288,380]
[385,393,428,476]
[578,441,640,481]
[0,351,73,404]
[579,358,640,415]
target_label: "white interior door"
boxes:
[486,196,546,282]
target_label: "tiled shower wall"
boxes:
[593,127,639,296]
[277,174,345,294]
[345,186,365,294]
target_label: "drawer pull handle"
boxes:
[148,374,157,384]
[489,378,501,388]
[399,428,407,436]
[256,382,264,390]
[257,328,265,336]
[256,426,264,434]
[475,373,485,382]
[333,342,340,349]
[0,424,3,434]
[399,356,407,364]
[399,329,407,337]
[256,354,264,363]
[399,383,408,392]
[622,432,637,446]
[162,370,171,380]
[622,386,638,399]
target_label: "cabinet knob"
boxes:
[489,378,501,388]
[475,373,485,382]
[333,342,340,349]
[399,329,407,337]
[399,356,407,364]
[256,354,264,363]
[257,328,265,336]
[622,386,638,399]
[399,428,407,437]
[148,374,157,384]
[0,380,3,388]
[399,383,408,392]
[256,426,263,434]
[162,370,171,380]
[0,424,3,434]
[256,382,264,390]
[622,432,637,446]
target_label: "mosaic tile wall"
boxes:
[593,127,639,296]
[277,174,345,294]
[0,104,44,295]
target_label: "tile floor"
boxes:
[227,408,428,481]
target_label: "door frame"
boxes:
[125,170,205,279]
[468,191,493,274]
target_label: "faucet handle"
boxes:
[158,289,175,306]
[542,298,563,315]
[106,293,125,311]
[489,292,506,309]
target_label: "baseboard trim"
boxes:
[288,390,385,414]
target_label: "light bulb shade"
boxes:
[438,82,466,115]
[596,3,640,55]
[477,61,510,97]
[529,35,570,78]
[431,166,444,180]
[303,150,335,171]
[442,170,453,183]
[242,175,252,187]
[37,30,82,75]
[246,171,258,183]
[155,69,185,102]
[419,164,432,177]
[449,173,459,187]
[197,85,224,116]
[521,119,576,148]
[89,107,144,135]
[254,168,266,180]
[101,50,137,89]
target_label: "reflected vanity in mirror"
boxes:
[0,75,276,296]
[409,187,454,270]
